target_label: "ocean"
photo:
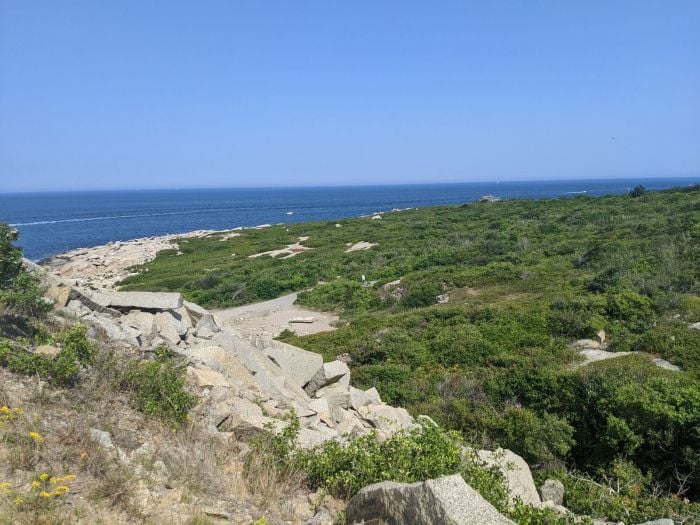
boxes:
[1,177,697,262]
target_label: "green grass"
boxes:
[119,186,700,500]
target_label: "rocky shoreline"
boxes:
[41,227,253,290]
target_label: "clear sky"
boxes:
[1,1,698,192]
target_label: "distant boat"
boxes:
[286,211,293,215]
[479,195,501,203]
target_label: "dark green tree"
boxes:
[0,224,22,289]
[629,185,646,197]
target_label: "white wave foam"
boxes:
[10,210,188,227]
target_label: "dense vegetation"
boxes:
[251,416,584,524]
[123,187,698,518]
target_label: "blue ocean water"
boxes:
[1,178,697,262]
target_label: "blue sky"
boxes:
[1,1,698,191]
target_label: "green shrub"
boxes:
[300,420,466,499]
[297,280,378,312]
[494,406,575,465]
[508,503,589,524]
[252,278,282,300]
[118,346,195,428]
[0,324,96,385]
[557,460,700,524]
[402,279,442,308]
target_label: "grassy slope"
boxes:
[120,187,700,500]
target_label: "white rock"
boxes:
[264,342,324,388]
[539,479,565,506]
[346,474,514,525]
[107,291,183,310]
[304,360,351,395]
[91,315,141,346]
[308,398,334,427]
[64,299,91,318]
[297,424,339,449]
[154,311,186,343]
[365,386,382,404]
[194,314,221,339]
[358,404,415,434]
[315,385,351,422]
[348,386,372,411]
[122,311,158,342]
[187,366,232,388]
[652,358,681,371]
[477,448,541,507]
[183,300,210,321]
[89,428,115,450]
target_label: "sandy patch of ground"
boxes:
[212,292,338,344]
[249,237,311,259]
[345,241,378,253]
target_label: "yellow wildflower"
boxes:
[0,406,9,415]
[13,497,23,506]
[0,482,11,493]
[40,491,53,498]
[50,474,76,484]
[39,473,49,482]
[29,432,44,444]
[31,480,41,489]
[54,486,70,495]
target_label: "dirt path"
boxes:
[212,292,339,343]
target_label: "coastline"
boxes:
[8,177,698,263]
[37,205,412,290]
[39,228,249,291]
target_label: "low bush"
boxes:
[0,325,96,386]
[554,460,700,524]
[117,346,195,428]
[297,280,379,312]
[300,420,467,500]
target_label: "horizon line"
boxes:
[2,174,699,196]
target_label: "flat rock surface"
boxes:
[212,292,338,340]
[108,291,183,310]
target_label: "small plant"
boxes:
[118,345,196,428]
[244,414,305,504]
